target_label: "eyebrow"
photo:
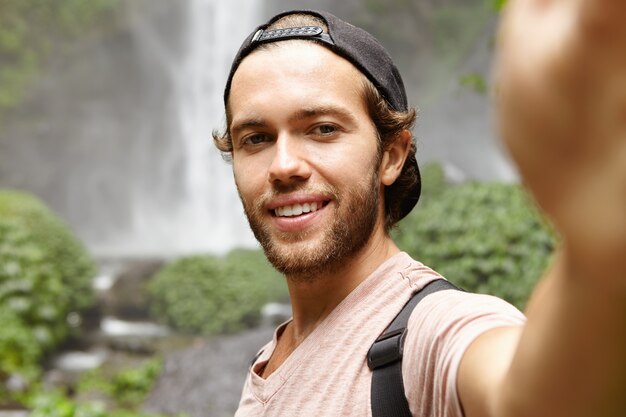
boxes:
[230,118,266,138]
[230,105,360,141]
[288,105,359,125]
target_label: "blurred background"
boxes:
[0,0,515,259]
[1,1,554,417]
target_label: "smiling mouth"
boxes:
[273,201,328,217]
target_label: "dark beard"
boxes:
[240,170,380,282]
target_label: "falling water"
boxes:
[181,0,263,254]
[93,0,262,256]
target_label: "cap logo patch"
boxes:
[252,26,333,45]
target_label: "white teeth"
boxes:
[274,202,322,217]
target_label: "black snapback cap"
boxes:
[223,9,421,221]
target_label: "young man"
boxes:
[213,3,626,416]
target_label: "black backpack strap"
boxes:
[368,279,458,417]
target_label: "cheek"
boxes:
[233,159,263,199]
[308,139,379,179]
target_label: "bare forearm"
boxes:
[492,0,626,414]
[497,250,626,417]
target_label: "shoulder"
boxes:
[405,289,525,363]
[394,252,448,290]
[394,253,525,330]
[402,288,525,417]
[413,289,526,329]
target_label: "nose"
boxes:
[267,134,311,185]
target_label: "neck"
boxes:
[284,229,400,343]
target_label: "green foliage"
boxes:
[19,359,168,417]
[0,307,41,386]
[27,388,174,417]
[28,390,105,417]
[0,189,96,381]
[110,358,162,408]
[395,172,555,309]
[0,0,120,114]
[77,358,164,411]
[149,249,288,335]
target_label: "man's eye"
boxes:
[243,133,271,146]
[313,124,338,136]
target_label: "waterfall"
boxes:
[177,0,263,254]
[92,0,263,257]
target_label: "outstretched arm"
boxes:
[458,1,626,416]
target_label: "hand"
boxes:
[495,0,626,283]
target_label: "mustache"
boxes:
[242,182,341,212]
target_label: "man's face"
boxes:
[228,42,385,279]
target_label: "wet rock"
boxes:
[100,317,170,338]
[52,349,109,373]
[4,374,28,394]
[143,325,275,417]
[98,317,171,354]
[100,259,164,319]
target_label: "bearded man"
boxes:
[213,3,626,417]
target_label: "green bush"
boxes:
[394,173,555,309]
[28,390,106,417]
[111,358,162,408]
[149,249,288,335]
[76,358,164,411]
[0,189,96,380]
[0,306,42,385]
[27,388,175,417]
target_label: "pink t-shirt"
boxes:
[235,252,526,417]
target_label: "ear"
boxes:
[380,129,411,186]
